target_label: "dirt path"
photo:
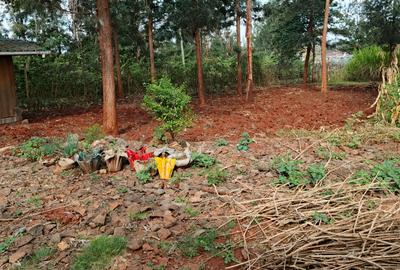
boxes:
[0,85,376,147]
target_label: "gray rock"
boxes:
[127,238,143,251]
[27,223,44,237]
[58,158,75,171]
[113,227,125,236]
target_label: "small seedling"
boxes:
[71,236,127,270]
[129,211,149,221]
[191,152,216,168]
[312,212,332,225]
[207,166,228,186]
[316,146,347,160]
[347,136,362,149]
[185,206,200,217]
[236,132,253,151]
[26,196,42,208]
[215,138,229,147]
[307,164,326,184]
[136,163,155,184]
[84,124,105,145]
[272,155,307,187]
[117,186,128,194]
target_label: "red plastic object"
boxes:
[126,146,153,170]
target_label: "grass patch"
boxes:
[71,236,127,270]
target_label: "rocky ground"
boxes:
[0,123,399,270]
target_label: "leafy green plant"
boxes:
[63,133,79,157]
[236,132,254,151]
[0,233,22,254]
[71,236,127,270]
[347,136,362,149]
[371,160,400,190]
[185,206,200,217]
[129,211,149,221]
[312,212,332,225]
[170,172,192,185]
[215,138,229,147]
[191,152,216,168]
[316,146,347,160]
[153,127,168,143]
[216,242,239,265]
[15,137,59,161]
[272,155,307,186]
[350,170,372,185]
[307,164,326,184]
[136,163,155,184]
[207,166,228,186]
[84,124,105,145]
[143,77,193,140]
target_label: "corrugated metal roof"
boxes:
[0,39,50,56]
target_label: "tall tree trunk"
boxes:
[24,56,30,98]
[148,4,156,82]
[195,28,206,107]
[96,0,118,135]
[245,0,253,101]
[321,0,331,93]
[113,31,123,98]
[311,43,317,82]
[303,14,314,87]
[236,0,242,96]
[303,45,311,87]
[205,35,210,62]
[179,29,185,66]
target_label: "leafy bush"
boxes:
[344,46,388,81]
[15,137,59,161]
[236,132,254,151]
[307,164,326,184]
[143,77,192,140]
[71,236,127,270]
[207,166,229,186]
[272,155,307,187]
[191,152,216,168]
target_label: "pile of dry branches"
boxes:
[226,182,400,270]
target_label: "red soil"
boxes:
[0,85,376,147]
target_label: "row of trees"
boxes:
[1,0,399,134]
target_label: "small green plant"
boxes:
[350,170,372,185]
[26,196,42,208]
[153,127,168,143]
[71,236,127,270]
[311,212,332,225]
[62,133,79,157]
[143,77,193,140]
[372,160,400,190]
[129,211,149,221]
[347,136,362,149]
[15,137,59,161]
[0,233,22,254]
[215,138,229,147]
[216,242,239,265]
[18,246,56,269]
[327,134,342,147]
[316,146,347,160]
[84,124,105,145]
[236,132,254,151]
[178,229,217,258]
[170,172,192,185]
[191,152,216,168]
[207,166,228,186]
[136,163,155,184]
[307,164,326,184]
[117,186,128,194]
[185,206,200,217]
[146,262,166,270]
[158,241,176,254]
[272,155,307,187]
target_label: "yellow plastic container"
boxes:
[155,157,176,180]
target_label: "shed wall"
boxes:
[0,56,17,120]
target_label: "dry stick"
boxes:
[0,204,72,222]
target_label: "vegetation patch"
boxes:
[71,236,127,270]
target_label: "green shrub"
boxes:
[272,155,307,186]
[191,152,216,168]
[15,137,59,161]
[63,133,79,157]
[207,166,229,186]
[344,46,388,81]
[143,77,192,140]
[236,132,254,151]
[307,164,326,184]
[71,236,127,270]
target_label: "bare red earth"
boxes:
[0,85,376,147]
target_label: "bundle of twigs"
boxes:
[225,182,400,270]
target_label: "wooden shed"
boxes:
[0,39,49,124]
